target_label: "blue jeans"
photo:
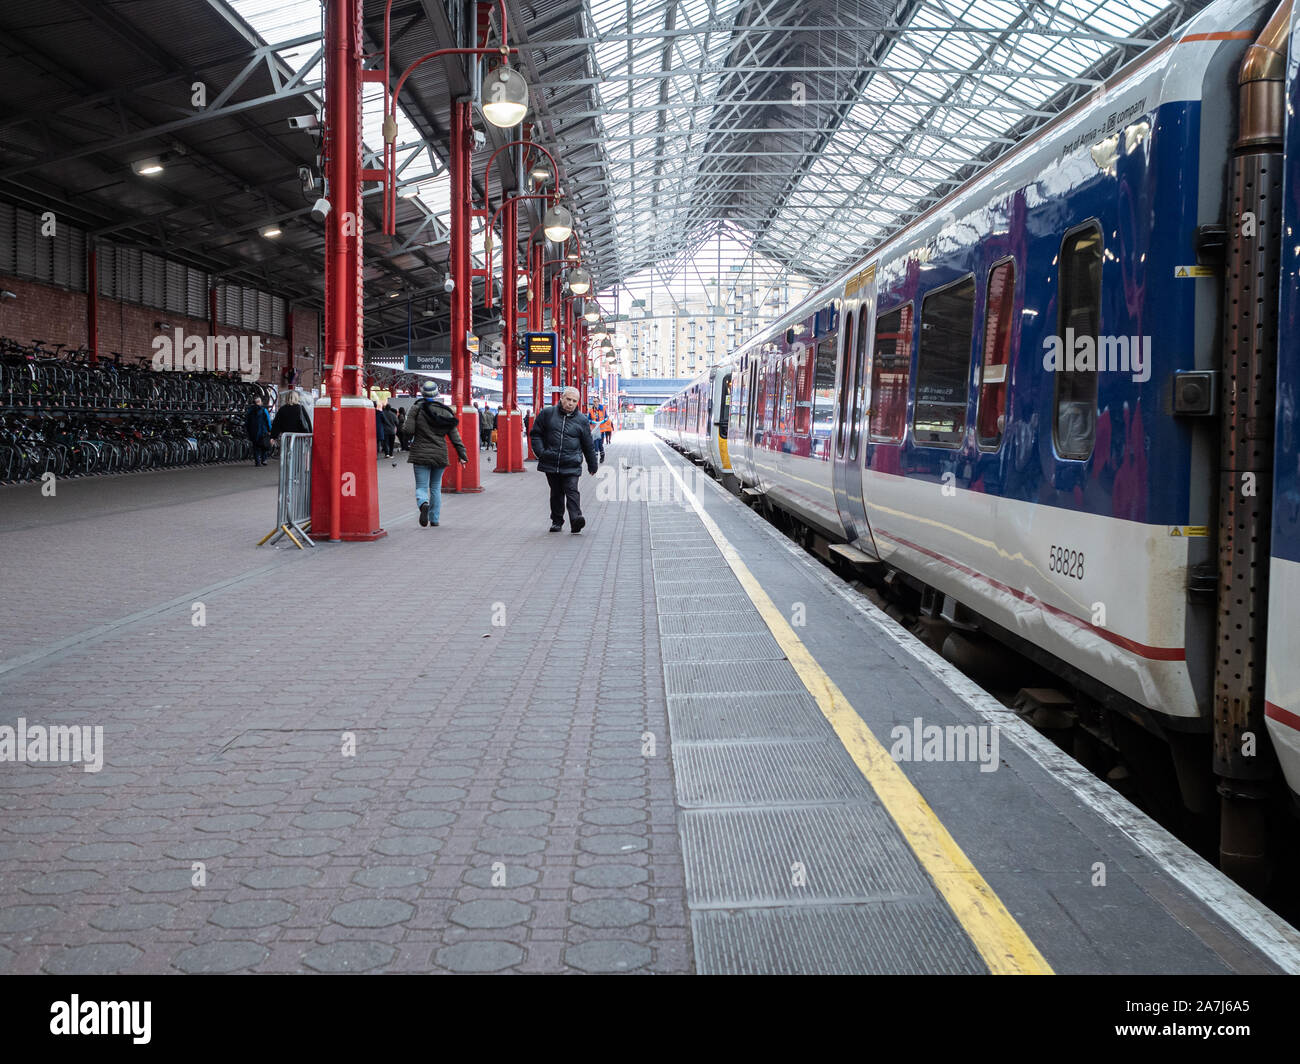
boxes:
[413,464,446,522]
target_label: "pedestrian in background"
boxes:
[396,407,408,450]
[586,404,605,464]
[245,395,272,466]
[399,380,467,527]
[530,386,598,534]
[381,402,398,461]
[270,390,311,437]
[373,400,385,458]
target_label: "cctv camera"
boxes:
[472,128,487,149]
[443,275,455,293]
[298,165,320,196]
[289,114,320,131]
[310,197,331,223]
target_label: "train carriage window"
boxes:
[794,343,815,436]
[977,259,1015,450]
[1054,224,1103,460]
[869,304,914,443]
[848,308,869,462]
[913,275,975,446]
[812,339,837,459]
[764,362,778,432]
[780,355,796,433]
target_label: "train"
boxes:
[655,0,1299,883]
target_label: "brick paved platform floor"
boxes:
[0,435,690,974]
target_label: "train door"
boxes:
[745,356,759,483]
[711,367,733,473]
[832,265,879,552]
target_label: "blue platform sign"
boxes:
[523,331,558,367]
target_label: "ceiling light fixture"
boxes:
[543,203,573,243]
[480,63,529,128]
[566,267,591,296]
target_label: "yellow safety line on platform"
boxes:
[651,442,1053,976]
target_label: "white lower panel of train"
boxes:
[860,470,1198,719]
[1265,555,1300,795]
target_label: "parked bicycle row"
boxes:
[0,409,256,484]
[0,336,275,413]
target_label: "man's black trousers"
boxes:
[545,472,583,525]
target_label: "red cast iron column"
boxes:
[446,97,482,492]
[315,0,383,541]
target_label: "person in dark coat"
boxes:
[529,386,599,534]
[245,396,272,466]
[398,380,467,527]
[381,403,398,459]
[373,400,386,455]
[269,391,311,437]
[396,407,408,450]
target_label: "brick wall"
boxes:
[0,273,320,389]
[0,275,86,350]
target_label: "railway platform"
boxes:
[1,431,1298,975]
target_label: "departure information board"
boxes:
[523,331,558,367]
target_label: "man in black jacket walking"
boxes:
[398,381,468,527]
[529,386,599,534]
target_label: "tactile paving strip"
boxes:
[657,612,771,636]
[648,549,724,562]
[654,577,746,596]
[660,633,784,662]
[681,805,928,906]
[673,740,878,806]
[656,592,753,614]
[692,903,987,975]
[664,659,806,695]
[667,693,830,742]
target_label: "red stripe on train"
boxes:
[1266,702,1300,733]
[873,528,1187,662]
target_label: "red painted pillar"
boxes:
[496,179,522,473]
[86,245,99,364]
[564,296,575,404]
[312,0,383,541]
[577,316,584,402]
[550,271,561,406]
[285,304,294,386]
[445,97,482,493]
[526,241,542,459]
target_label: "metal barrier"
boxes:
[257,432,314,548]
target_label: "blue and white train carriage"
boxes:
[657,0,1300,875]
